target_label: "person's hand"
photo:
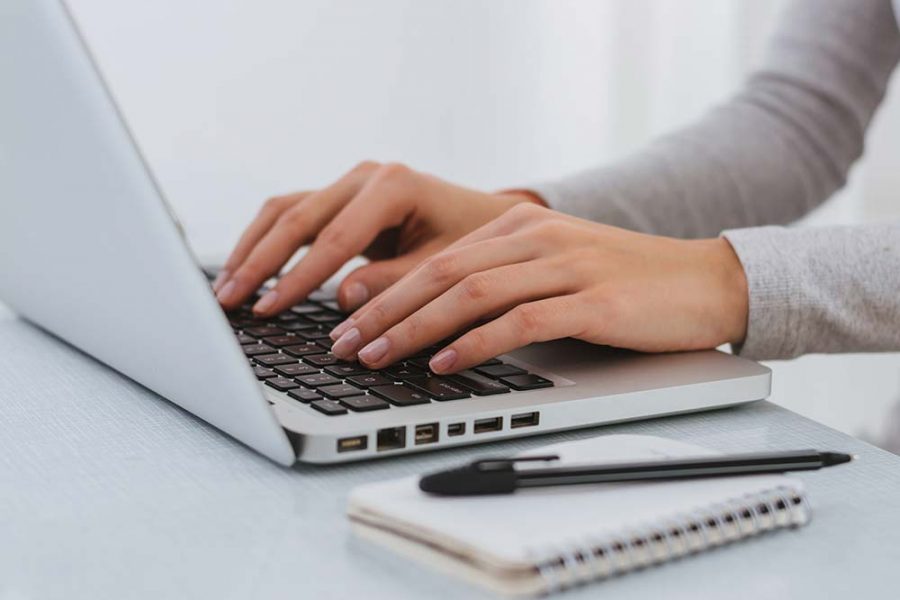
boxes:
[212,161,543,315]
[329,203,749,373]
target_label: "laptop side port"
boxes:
[337,435,368,453]
[474,416,503,434]
[376,427,406,451]
[447,422,466,437]
[415,423,439,445]
[511,411,540,429]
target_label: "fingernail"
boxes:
[216,280,237,305]
[331,327,361,358]
[253,290,279,314]
[212,269,230,292]
[429,348,457,373]
[330,317,355,341]
[358,336,390,365]
[343,282,369,311]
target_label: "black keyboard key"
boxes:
[298,329,332,341]
[291,303,324,315]
[230,316,264,329]
[274,312,300,322]
[288,388,322,403]
[262,335,303,347]
[265,376,299,392]
[310,399,348,416]
[410,345,443,358]
[370,384,431,406]
[237,333,258,345]
[274,363,319,377]
[245,325,285,338]
[405,376,470,401]
[280,319,318,332]
[296,373,341,387]
[475,363,526,379]
[319,383,366,399]
[448,370,510,396]
[478,358,502,366]
[383,364,427,381]
[406,356,434,370]
[253,366,277,380]
[346,373,393,388]
[304,353,341,367]
[316,338,335,351]
[307,311,343,324]
[500,373,554,391]
[254,353,298,367]
[340,395,390,412]
[324,363,369,378]
[282,343,324,357]
[243,343,276,357]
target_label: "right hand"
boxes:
[329,203,749,372]
[213,161,543,316]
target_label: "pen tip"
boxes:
[419,466,518,496]
[821,452,854,466]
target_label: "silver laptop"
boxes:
[0,0,771,465]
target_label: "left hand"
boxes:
[212,161,542,315]
[329,203,749,373]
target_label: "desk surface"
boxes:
[1,304,898,600]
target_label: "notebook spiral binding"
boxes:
[531,485,810,594]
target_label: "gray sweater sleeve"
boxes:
[530,0,900,360]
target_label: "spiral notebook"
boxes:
[348,435,810,596]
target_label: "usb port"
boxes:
[447,422,466,437]
[474,416,503,434]
[415,423,439,445]
[511,411,540,429]
[337,435,368,453]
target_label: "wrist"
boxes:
[702,237,749,346]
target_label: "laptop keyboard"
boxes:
[224,289,554,416]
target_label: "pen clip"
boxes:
[471,455,560,472]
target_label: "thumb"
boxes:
[337,254,421,312]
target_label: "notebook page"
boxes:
[349,435,804,567]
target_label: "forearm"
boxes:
[723,222,900,360]
[530,0,900,238]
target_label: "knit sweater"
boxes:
[530,0,900,359]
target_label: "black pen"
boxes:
[419,449,854,496]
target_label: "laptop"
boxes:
[0,0,771,465]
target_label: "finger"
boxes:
[215,192,308,292]
[331,202,555,329]
[252,164,419,316]
[428,295,585,374]
[216,162,377,310]
[336,253,423,313]
[345,259,574,367]
[331,233,541,350]
[328,249,433,340]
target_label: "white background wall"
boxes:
[68,0,900,448]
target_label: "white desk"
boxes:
[1,304,898,599]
